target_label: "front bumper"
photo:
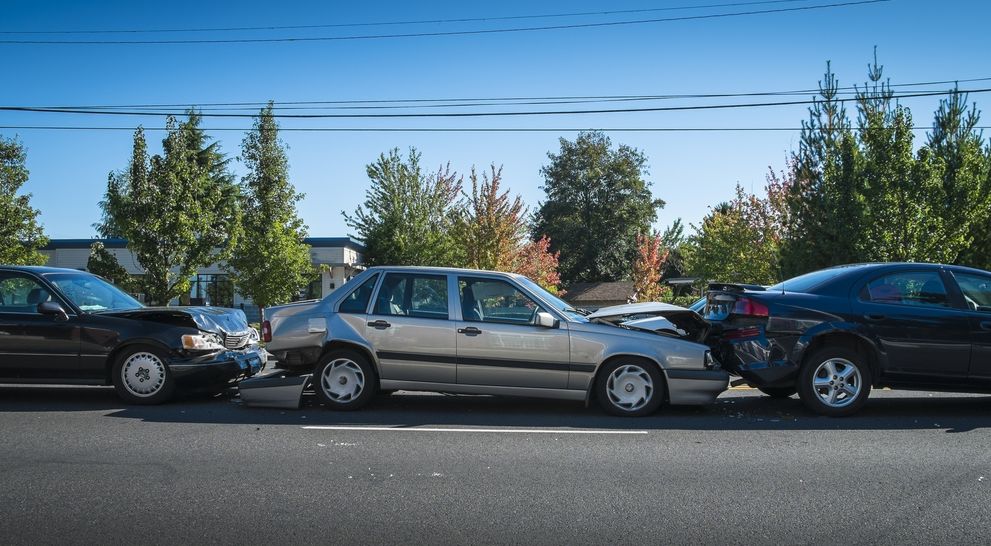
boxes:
[664,368,729,405]
[168,347,266,389]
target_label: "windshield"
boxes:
[768,267,848,293]
[45,273,143,312]
[516,276,588,322]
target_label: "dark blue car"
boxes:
[705,263,991,416]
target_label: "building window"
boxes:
[190,274,234,308]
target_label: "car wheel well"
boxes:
[320,341,379,388]
[104,341,171,385]
[590,354,669,403]
[803,333,878,384]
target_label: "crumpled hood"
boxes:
[585,301,708,341]
[100,306,250,334]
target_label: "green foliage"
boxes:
[534,131,664,284]
[86,241,136,292]
[98,115,242,305]
[0,137,48,265]
[226,103,313,311]
[631,231,671,302]
[451,164,526,271]
[781,52,991,275]
[345,148,462,267]
[684,184,782,286]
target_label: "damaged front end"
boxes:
[585,302,710,343]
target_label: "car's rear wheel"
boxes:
[797,346,872,417]
[112,345,176,405]
[313,349,376,411]
[596,359,665,417]
[758,386,797,398]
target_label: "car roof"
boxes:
[364,265,523,279]
[0,265,89,275]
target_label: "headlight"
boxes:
[182,333,225,351]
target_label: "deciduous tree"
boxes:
[452,165,526,271]
[513,235,563,295]
[0,136,48,265]
[631,231,671,302]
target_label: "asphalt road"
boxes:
[1,385,990,545]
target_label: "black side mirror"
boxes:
[38,301,69,322]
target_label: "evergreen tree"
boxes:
[226,103,313,316]
[0,136,48,265]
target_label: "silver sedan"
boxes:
[261,266,727,416]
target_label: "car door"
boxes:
[946,270,991,381]
[0,271,81,380]
[455,276,570,389]
[853,268,971,379]
[363,272,457,384]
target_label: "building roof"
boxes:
[41,236,365,253]
[563,281,636,303]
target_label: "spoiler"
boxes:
[707,282,767,293]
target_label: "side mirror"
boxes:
[38,301,69,322]
[535,311,559,329]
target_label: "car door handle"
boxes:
[367,320,391,330]
[863,314,887,322]
[457,327,482,336]
[980,321,991,331]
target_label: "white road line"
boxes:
[301,426,647,435]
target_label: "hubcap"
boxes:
[122,352,167,397]
[606,364,653,412]
[812,358,862,408]
[320,359,365,402]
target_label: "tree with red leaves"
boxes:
[631,231,671,302]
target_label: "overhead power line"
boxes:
[1,126,984,133]
[0,0,825,35]
[0,0,892,45]
[2,88,986,119]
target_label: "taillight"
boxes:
[261,320,272,343]
[732,297,769,317]
[722,326,762,340]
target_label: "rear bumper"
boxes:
[717,335,800,388]
[168,348,266,388]
[665,368,729,405]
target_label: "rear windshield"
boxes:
[768,268,848,293]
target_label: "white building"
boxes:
[40,237,365,321]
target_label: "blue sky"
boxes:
[2,0,989,239]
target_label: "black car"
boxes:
[0,266,264,404]
[704,263,991,416]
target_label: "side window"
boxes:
[862,271,950,308]
[954,273,991,313]
[338,274,378,314]
[459,277,540,325]
[0,274,52,314]
[374,273,448,319]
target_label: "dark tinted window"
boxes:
[338,274,378,314]
[459,277,539,325]
[373,273,448,319]
[769,267,849,293]
[954,272,991,313]
[862,271,949,308]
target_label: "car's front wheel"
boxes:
[596,359,665,417]
[797,346,872,417]
[112,345,176,405]
[313,349,376,411]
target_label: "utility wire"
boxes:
[0,0,824,35]
[2,88,985,119]
[24,75,990,111]
[1,126,983,132]
[0,0,892,45]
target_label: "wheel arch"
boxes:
[797,329,881,384]
[104,339,176,385]
[320,339,381,387]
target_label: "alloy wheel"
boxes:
[812,358,862,408]
[121,352,167,397]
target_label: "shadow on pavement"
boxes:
[2,384,990,432]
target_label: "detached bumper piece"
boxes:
[238,372,311,409]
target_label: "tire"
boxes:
[378,389,397,396]
[112,345,176,405]
[797,345,872,417]
[595,358,665,417]
[758,386,797,399]
[313,349,377,411]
